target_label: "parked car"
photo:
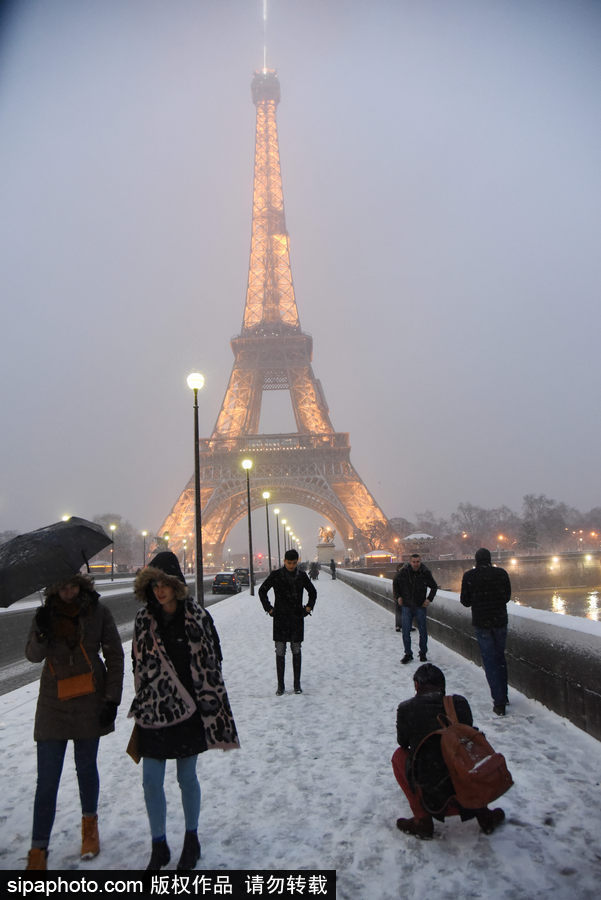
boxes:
[234,567,250,585]
[212,572,242,594]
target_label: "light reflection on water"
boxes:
[513,588,600,621]
[587,591,599,621]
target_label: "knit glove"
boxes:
[99,700,118,728]
[34,606,51,637]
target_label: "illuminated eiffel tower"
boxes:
[159,69,397,563]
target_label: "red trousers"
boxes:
[391,747,462,819]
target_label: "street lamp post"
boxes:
[286,526,291,552]
[109,524,116,581]
[141,531,148,568]
[273,508,281,567]
[242,459,255,595]
[262,491,272,571]
[182,538,187,575]
[281,519,287,553]
[187,372,206,607]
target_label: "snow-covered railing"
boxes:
[336,568,601,742]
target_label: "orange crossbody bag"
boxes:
[48,643,96,701]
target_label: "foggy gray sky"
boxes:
[1,0,600,552]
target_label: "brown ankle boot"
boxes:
[26,848,47,870]
[396,815,434,839]
[81,814,100,859]
[476,807,505,835]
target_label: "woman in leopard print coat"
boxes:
[128,552,239,870]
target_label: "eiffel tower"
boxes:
[159,69,397,563]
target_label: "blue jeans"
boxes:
[475,626,508,706]
[142,756,200,840]
[401,606,427,656]
[32,738,100,848]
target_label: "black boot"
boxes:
[293,652,302,694]
[177,830,201,870]
[276,655,285,695]
[146,839,170,871]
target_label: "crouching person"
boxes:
[391,664,505,839]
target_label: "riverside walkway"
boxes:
[1,577,599,898]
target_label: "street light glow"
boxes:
[262,490,270,500]
[242,458,253,470]
[186,372,205,391]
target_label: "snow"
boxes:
[1,578,600,898]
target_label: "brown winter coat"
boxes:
[25,578,124,741]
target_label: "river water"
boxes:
[512,587,600,622]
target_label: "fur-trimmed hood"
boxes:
[134,566,189,605]
[43,573,98,604]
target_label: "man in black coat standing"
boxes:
[393,554,438,664]
[259,549,317,695]
[460,547,512,715]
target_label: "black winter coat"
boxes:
[460,563,511,628]
[258,566,317,642]
[392,563,438,608]
[397,690,472,817]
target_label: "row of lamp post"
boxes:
[241,463,302,591]
[184,371,304,608]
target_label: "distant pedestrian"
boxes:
[25,574,124,870]
[392,564,403,631]
[329,558,337,580]
[309,561,320,580]
[392,663,505,839]
[393,554,438,664]
[259,549,317,695]
[460,548,511,715]
[129,552,239,871]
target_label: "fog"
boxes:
[1,0,600,554]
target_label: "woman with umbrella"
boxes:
[25,572,124,870]
[128,551,239,871]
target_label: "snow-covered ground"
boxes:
[1,578,600,899]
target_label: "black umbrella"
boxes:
[0,517,113,608]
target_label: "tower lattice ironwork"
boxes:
[159,69,397,563]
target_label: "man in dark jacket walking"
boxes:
[460,547,511,715]
[393,554,438,664]
[392,663,505,839]
[259,549,317,695]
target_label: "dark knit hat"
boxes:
[475,547,492,565]
[148,551,187,584]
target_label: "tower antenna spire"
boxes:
[263,0,268,72]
